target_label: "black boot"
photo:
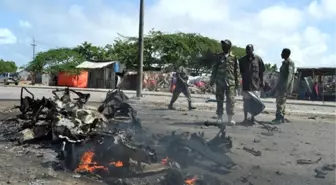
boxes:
[251,116,259,125]
[168,103,176,110]
[188,101,196,110]
[271,113,284,124]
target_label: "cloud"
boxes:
[0,28,17,45]
[19,20,32,29]
[257,6,304,33]
[307,0,336,19]
[0,0,335,67]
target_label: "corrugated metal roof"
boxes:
[16,69,25,73]
[76,61,115,69]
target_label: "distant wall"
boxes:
[118,71,171,91]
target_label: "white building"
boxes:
[16,68,30,81]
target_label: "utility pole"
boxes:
[30,37,37,85]
[31,37,37,59]
[136,0,144,98]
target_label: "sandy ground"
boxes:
[0,101,335,185]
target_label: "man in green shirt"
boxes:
[168,66,197,110]
[272,48,295,124]
[210,39,239,125]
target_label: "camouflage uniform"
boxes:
[273,59,295,123]
[168,66,196,110]
[210,52,239,119]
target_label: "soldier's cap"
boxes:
[220,39,232,46]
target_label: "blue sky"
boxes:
[0,0,335,67]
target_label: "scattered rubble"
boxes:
[260,132,274,136]
[314,163,336,178]
[297,157,322,165]
[0,87,234,185]
[242,147,262,156]
[258,122,279,132]
[253,138,260,143]
[315,168,328,179]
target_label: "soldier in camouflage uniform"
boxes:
[272,48,295,124]
[210,39,240,125]
[168,66,197,110]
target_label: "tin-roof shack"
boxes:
[76,60,125,89]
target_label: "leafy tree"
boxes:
[25,30,246,76]
[232,46,245,58]
[265,63,278,72]
[27,48,84,74]
[73,41,94,60]
[74,41,112,61]
[110,30,245,73]
[109,37,138,68]
[0,59,17,73]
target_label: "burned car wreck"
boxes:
[0,87,234,185]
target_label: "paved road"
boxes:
[2,84,336,107]
[1,86,333,117]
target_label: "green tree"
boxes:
[24,30,246,77]
[109,37,138,68]
[74,41,112,61]
[265,63,278,72]
[0,59,17,73]
[231,46,245,58]
[27,48,84,74]
[110,30,245,72]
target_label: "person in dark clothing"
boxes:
[168,66,196,110]
[239,44,265,123]
[115,74,118,88]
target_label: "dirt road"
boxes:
[0,101,335,185]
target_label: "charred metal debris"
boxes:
[0,87,140,144]
[0,87,234,185]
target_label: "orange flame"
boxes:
[161,156,169,164]
[74,151,107,173]
[110,161,123,167]
[184,176,197,185]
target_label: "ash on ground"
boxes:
[0,87,234,185]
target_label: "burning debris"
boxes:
[0,87,234,185]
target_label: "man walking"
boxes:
[168,66,197,110]
[239,44,265,124]
[272,48,295,124]
[210,39,239,125]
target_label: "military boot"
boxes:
[227,115,236,126]
[271,114,285,124]
[188,101,197,110]
[168,102,176,110]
